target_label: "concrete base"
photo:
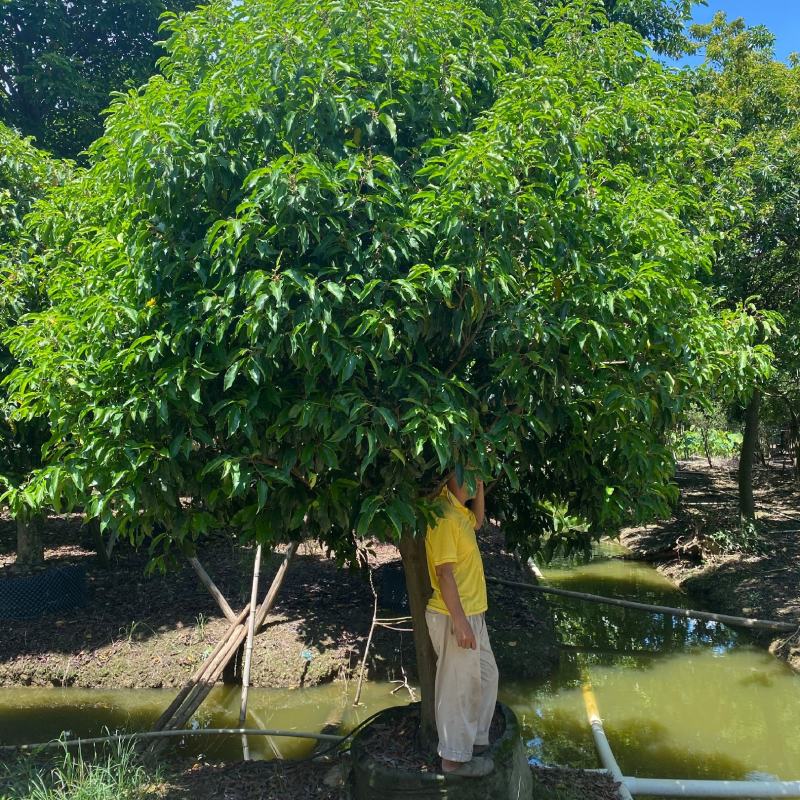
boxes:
[350,702,532,799]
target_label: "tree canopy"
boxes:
[0,123,69,552]
[0,0,200,158]
[690,14,799,487]
[601,0,699,57]
[2,0,772,568]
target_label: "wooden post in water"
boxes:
[239,545,263,760]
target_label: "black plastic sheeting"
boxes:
[0,564,87,619]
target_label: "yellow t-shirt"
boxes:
[425,487,488,616]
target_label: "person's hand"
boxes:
[454,616,477,649]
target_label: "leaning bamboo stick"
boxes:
[354,564,378,706]
[239,545,263,760]
[188,556,236,622]
[254,542,297,632]
[149,542,298,756]
[164,625,249,731]
[151,604,251,732]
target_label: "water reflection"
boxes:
[0,682,408,762]
[506,541,800,781]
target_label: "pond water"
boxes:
[503,541,800,782]
[0,681,406,762]
[2,540,799,784]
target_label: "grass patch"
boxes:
[0,739,158,800]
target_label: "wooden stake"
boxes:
[148,543,298,757]
[188,556,236,622]
[354,563,378,706]
[253,542,297,632]
[151,604,251,732]
[239,545,263,760]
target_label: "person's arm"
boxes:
[469,478,484,529]
[434,563,477,649]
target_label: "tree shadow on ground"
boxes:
[0,514,560,691]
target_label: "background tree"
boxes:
[0,0,200,159]
[602,0,698,57]
[691,14,800,518]
[0,123,69,567]
[4,0,772,741]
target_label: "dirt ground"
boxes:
[0,515,559,690]
[621,457,800,672]
[150,761,621,800]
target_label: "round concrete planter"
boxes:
[350,702,532,799]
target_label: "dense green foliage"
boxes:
[601,0,698,57]
[691,14,800,477]
[0,0,200,158]
[672,402,742,464]
[3,0,772,568]
[0,123,69,498]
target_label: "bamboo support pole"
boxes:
[354,566,378,706]
[148,543,298,756]
[151,604,251,732]
[486,575,799,633]
[239,544,263,760]
[188,556,236,622]
[253,542,297,633]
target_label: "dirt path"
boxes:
[0,515,559,690]
[620,458,800,672]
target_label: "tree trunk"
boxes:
[398,531,437,752]
[790,414,800,480]
[82,518,110,569]
[702,430,713,469]
[16,515,44,568]
[738,389,761,521]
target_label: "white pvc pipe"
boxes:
[581,684,635,800]
[624,777,800,798]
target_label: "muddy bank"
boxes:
[620,459,800,672]
[0,514,559,690]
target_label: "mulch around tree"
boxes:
[621,457,800,672]
[151,758,348,800]
[150,759,622,800]
[354,704,504,774]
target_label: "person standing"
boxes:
[424,472,498,777]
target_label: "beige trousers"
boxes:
[425,609,499,762]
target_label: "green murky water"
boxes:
[0,681,405,762]
[2,540,799,783]
[503,541,800,782]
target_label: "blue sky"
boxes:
[676,0,800,65]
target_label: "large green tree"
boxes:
[4,0,771,738]
[0,0,200,158]
[0,123,69,566]
[691,14,800,514]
